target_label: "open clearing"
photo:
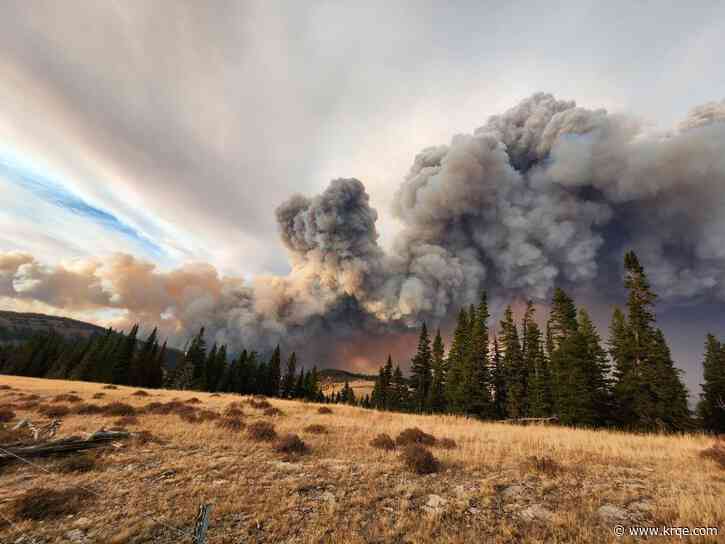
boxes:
[0,375,723,543]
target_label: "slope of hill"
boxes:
[318,368,376,399]
[0,310,106,343]
[1,375,721,543]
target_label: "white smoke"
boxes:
[3,93,725,362]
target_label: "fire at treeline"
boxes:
[1,251,723,434]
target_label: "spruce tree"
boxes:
[491,335,507,418]
[500,306,525,418]
[112,324,139,385]
[698,334,725,433]
[445,308,470,412]
[267,345,282,397]
[465,291,492,418]
[281,352,297,398]
[427,329,447,412]
[410,323,432,412]
[578,310,612,424]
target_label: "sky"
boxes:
[1,1,724,395]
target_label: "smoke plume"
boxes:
[3,93,725,366]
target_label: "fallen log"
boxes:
[0,430,131,463]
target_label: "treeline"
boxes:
[366,251,724,433]
[0,325,324,401]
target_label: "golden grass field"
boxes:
[320,379,375,399]
[0,374,723,543]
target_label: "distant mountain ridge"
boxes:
[0,310,106,342]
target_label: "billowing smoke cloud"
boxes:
[3,93,725,367]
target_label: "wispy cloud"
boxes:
[0,154,164,258]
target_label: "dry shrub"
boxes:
[21,394,40,401]
[526,455,562,476]
[217,416,245,431]
[700,442,725,470]
[56,453,97,473]
[92,392,106,399]
[185,397,202,404]
[223,405,244,418]
[73,403,105,415]
[304,424,328,434]
[370,433,396,451]
[132,390,150,397]
[133,430,162,446]
[0,385,12,390]
[274,433,308,455]
[115,416,139,426]
[182,409,220,423]
[249,398,272,410]
[263,406,284,417]
[0,408,15,423]
[438,438,458,450]
[402,444,439,475]
[52,393,82,403]
[14,487,93,520]
[247,421,277,441]
[38,404,70,418]
[253,394,267,400]
[317,406,333,414]
[210,393,221,397]
[0,425,27,444]
[396,427,437,447]
[16,401,39,410]
[103,384,118,390]
[102,402,136,417]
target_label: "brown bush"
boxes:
[103,384,118,390]
[56,453,97,473]
[210,393,221,397]
[73,403,105,415]
[437,438,458,450]
[132,390,150,397]
[185,397,202,404]
[223,406,244,418]
[263,406,284,417]
[38,404,70,418]
[396,427,437,447]
[401,444,439,474]
[115,416,139,426]
[217,416,245,431]
[14,487,93,520]
[0,408,15,423]
[132,430,162,446]
[317,406,333,414]
[20,394,40,401]
[92,392,106,399]
[52,393,82,403]
[526,455,562,476]
[274,433,308,455]
[16,401,39,410]
[304,424,328,434]
[700,442,725,470]
[247,421,277,441]
[370,433,396,451]
[249,398,272,410]
[0,385,12,390]
[0,426,27,444]
[102,402,136,417]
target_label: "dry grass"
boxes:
[14,487,93,520]
[52,393,82,403]
[274,433,308,455]
[38,404,70,418]
[304,424,328,434]
[700,441,725,470]
[370,433,396,451]
[0,374,723,544]
[56,453,97,473]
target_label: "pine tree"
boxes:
[500,306,525,418]
[187,327,208,390]
[611,251,690,430]
[148,340,165,388]
[294,367,305,398]
[427,329,447,412]
[130,327,157,386]
[445,308,470,412]
[491,335,507,418]
[267,345,282,397]
[465,291,492,418]
[523,304,552,418]
[112,324,139,385]
[410,323,432,412]
[698,334,725,433]
[281,352,297,398]
[577,309,612,424]
[389,365,407,411]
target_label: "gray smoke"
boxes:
[3,93,725,365]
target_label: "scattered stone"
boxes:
[500,484,526,501]
[64,529,85,542]
[321,491,336,504]
[597,504,630,522]
[520,504,554,522]
[424,494,448,514]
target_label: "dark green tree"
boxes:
[698,334,725,433]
